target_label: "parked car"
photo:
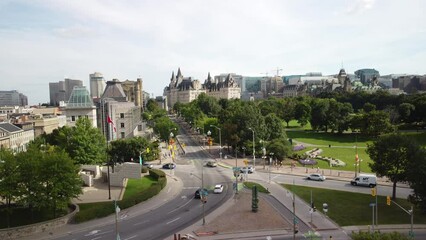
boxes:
[240,165,255,174]
[143,162,153,169]
[350,174,377,187]
[162,163,176,169]
[194,188,209,199]
[307,173,326,181]
[213,184,224,194]
[206,161,217,167]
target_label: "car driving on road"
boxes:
[194,188,209,199]
[240,165,255,174]
[213,184,224,194]
[206,161,217,167]
[307,173,326,181]
[162,163,176,169]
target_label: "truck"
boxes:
[350,174,377,188]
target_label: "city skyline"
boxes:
[1,0,425,105]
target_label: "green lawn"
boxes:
[282,184,426,226]
[123,176,157,198]
[287,130,426,173]
[74,175,160,223]
[295,146,372,173]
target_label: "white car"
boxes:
[307,173,326,181]
[240,165,255,174]
[214,184,224,194]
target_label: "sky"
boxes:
[1,0,425,105]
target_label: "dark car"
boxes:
[162,163,176,169]
[194,188,209,199]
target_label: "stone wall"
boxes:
[0,204,78,240]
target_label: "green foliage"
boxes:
[73,175,167,223]
[351,231,410,240]
[108,137,156,163]
[367,134,422,199]
[153,116,178,141]
[46,118,106,165]
[283,184,426,226]
[243,182,269,193]
[362,110,395,136]
[149,168,166,180]
[267,138,292,161]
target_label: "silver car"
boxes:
[307,173,326,181]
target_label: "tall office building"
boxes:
[49,78,83,106]
[90,72,105,99]
[0,90,28,106]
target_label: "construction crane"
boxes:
[273,67,283,77]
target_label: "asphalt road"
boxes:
[52,132,234,240]
[259,171,413,199]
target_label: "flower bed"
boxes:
[305,148,322,158]
[316,156,346,167]
[293,144,306,151]
[298,158,317,165]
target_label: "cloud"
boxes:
[346,0,375,14]
[53,25,94,38]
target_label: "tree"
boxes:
[266,138,292,162]
[361,110,395,136]
[0,148,19,227]
[294,101,311,127]
[264,113,286,140]
[67,117,107,165]
[406,147,426,212]
[153,116,178,141]
[310,98,330,132]
[366,134,420,199]
[38,148,82,217]
[109,137,153,163]
[398,102,415,123]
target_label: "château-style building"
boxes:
[163,68,241,109]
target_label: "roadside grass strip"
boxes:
[282,184,426,226]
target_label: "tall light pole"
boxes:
[207,130,211,153]
[248,127,255,168]
[269,152,274,183]
[210,125,222,159]
[235,147,239,194]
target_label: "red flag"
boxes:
[107,116,116,132]
[355,153,359,163]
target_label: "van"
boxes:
[350,174,377,188]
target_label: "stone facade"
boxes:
[164,68,241,109]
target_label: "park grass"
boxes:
[74,175,159,223]
[282,184,426,226]
[287,130,426,173]
[123,176,157,198]
[284,120,312,130]
[243,181,270,193]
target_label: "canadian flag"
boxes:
[107,116,117,132]
[355,153,359,163]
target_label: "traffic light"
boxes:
[386,196,391,206]
[371,188,376,197]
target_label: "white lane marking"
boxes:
[91,237,101,240]
[85,230,100,236]
[123,235,138,240]
[94,230,113,236]
[166,217,181,225]
[134,220,150,226]
[167,199,193,214]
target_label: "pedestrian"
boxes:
[317,166,320,173]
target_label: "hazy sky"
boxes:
[1,0,425,105]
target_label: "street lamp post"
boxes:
[269,152,274,183]
[249,128,255,168]
[236,148,239,194]
[210,125,222,159]
[207,130,211,153]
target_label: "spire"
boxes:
[207,72,212,82]
[176,68,182,79]
[170,71,176,82]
